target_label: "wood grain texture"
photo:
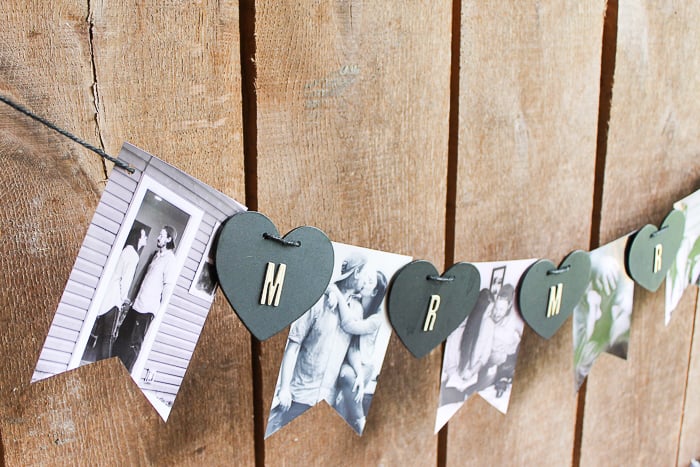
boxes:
[0,1,106,183]
[448,1,605,465]
[254,1,451,464]
[1,1,252,465]
[88,0,246,197]
[580,0,700,465]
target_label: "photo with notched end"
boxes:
[436,259,536,432]
[265,242,412,437]
[32,143,246,420]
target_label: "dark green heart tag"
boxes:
[625,209,685,292]
[214,211,334,341]
[518,250,591,340]
[388,260,480,359]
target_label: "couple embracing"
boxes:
[266,252,388,437]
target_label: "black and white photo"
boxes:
[32,143,246,420]
[265,242,411,437]
[436,259,534,432]
[81,188,193,373]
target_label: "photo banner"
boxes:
[31,143,246,420]
[22,138,700,433]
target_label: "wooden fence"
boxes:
[0,0,698,465]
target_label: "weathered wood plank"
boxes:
[88,0,247,199]
[1,1,252,465]
[0,2,107,183]
[448,1,605,465]
[580,1,700,465]
[255,1,451,464]
[0,0,112,462]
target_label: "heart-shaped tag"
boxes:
[388,260,480,358]
[214,211,334,340]
[625,209,685,292]
[518,250,591,340]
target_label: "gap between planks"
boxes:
[239,1,263,466]
[437,0,462,464]
[574,1,619,466]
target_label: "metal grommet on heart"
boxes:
[387,260,480,359]
[518,250,591,340]
[214,211,334,341]
[625,209,685,292]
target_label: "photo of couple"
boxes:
[265,243,411,437]
[81,215,182,373]
[435,259,535,431]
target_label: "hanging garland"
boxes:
[3,95,698,435]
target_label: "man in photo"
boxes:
[442,284,523,402]
[113,225,178,372]
[265,253,377,437]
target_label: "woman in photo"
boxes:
[333,267,388,433]
[84,226,148,362]
[442,285,521,401]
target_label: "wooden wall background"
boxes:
[0,0,698,465]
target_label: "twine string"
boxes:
[0,94,134,173]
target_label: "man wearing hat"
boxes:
[266,251,378,437]
[113,225,178,372]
